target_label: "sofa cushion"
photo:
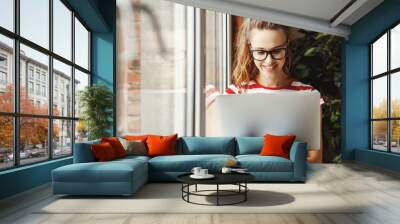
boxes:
[178,137,236,155]
[147,134,178,157]
[73,139,100,163]
[148,154,235,172]
[101,137,127,158]
[236,155,293,172]
[119,138,147,156]
[115,155,150,163]
[236,137,263,155]
[124,135,149,141]
[53,158,147,183]
[91,142,118,161]
[260,134,296,159]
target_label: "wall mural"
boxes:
[227,16,343,162]
[116,0,343,162]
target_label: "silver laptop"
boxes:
[212,92,321,150]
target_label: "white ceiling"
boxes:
[226,0,352,23]
[168,0,384,38]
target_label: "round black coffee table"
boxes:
[177,173,255,206]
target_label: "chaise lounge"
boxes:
[52,137,307,196]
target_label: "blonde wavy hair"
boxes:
[232,19,293,91]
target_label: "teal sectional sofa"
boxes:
[52,137,307,196]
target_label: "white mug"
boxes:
[191,167,202,176]
[200,169,208,176]
[221,167,232,174]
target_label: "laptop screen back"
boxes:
[211,92,321,150]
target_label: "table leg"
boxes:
[188,184,191,202]
[181,184,183,199]
[245,183,247,201]
[217,184,219,206]
[195,184,198,192]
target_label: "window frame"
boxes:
[370,20,400,154]
[0,0,91,171]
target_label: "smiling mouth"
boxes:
[262,64,276,70]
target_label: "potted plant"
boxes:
[79,84,113,140]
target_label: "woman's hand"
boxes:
[205,84,220,109]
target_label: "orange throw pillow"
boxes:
[259,134,296,159]
[91,142,117,161]
[146,134,178,157]
[101,137,127,158]
[124,135,149,141]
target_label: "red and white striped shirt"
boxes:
[206,80,324,107]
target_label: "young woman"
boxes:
[206,18,323,163]
[228,19,319,96]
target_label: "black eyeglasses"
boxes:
[250,47,287,61]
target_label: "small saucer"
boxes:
[232,170,249,174]
[190,174,215,179]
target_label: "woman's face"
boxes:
[249,29,287,76]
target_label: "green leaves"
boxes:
[292,29,344,162]
[304,47,317,56]
[79,84,113,140]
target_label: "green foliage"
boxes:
[332,154,342,163]
[79,84,113,140]
[292,31,344,162]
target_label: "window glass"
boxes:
[20,44,49,115]
[53,119,72,157]
[20,0,49,49]
[53,59,72,117]
[372,77,387,119]
[0,0,14,31]
[1,0,92,169]
[116,0,189,135]
[391,120,400,153]
[19,117,49,165]
[74,69,89,118]
[372,33,387,76]
[28,81,33,93]
[0,35,13,112]
[0,116,13,170]
[74,18,89,70]
[75,120,88,143]
[391,24,400,70]
[53,0,72,60]
[391,72,400,118]
[372,121,388,151]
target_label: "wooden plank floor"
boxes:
[1,162,400,224]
